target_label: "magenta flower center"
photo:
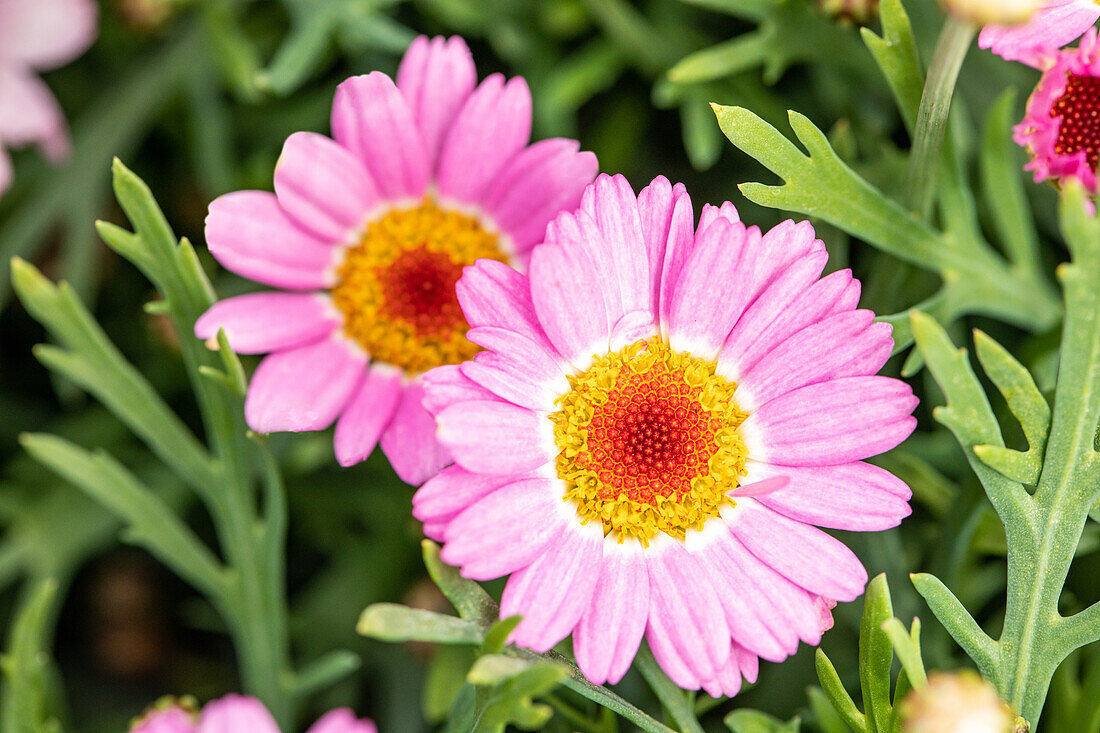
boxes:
[1052,72,1100,169]
[331,198,504,374]
[552,338,748,544]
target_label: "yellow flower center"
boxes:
[330,198,505,374]
[550,337,749,545]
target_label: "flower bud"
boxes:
[816,0,879,25]
[939,0,1041,26]
[901,671,1016,733]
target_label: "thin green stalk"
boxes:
[635,645,706,733]
[906,17,975,220]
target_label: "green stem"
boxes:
[906,16,975,220]
[635,645,706,733]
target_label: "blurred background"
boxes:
[2,0,1095,731]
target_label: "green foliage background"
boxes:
[1,1,1098,731]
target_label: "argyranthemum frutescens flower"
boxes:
[413,174,917,694]
[132,694,376,733]
[194,35,597,483]
[978,0,1099,65]
[0,0,98,195]
[1015,28,1100,192]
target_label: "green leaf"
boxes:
[725,709,801,733]
[808,686,852,733]
[10,258,219,497]
[815,649,866,733]
[910,310,1034,527]
[980,90,1041,271]
[636,644,705,733]
[910,573,997,679]
[422,540,499,627]
[859,574,895,733]
[880,617,927,688]
[424,647,477,723]
[859,0,922,131]
[481,617,523,656]
[972,329,1050,485]
[470,658,568,733]
[0,580,65,733]
[18,434,227,599]
[356,603,486,645]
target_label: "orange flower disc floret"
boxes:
[551,338,749,544]
[1052,73,1100,169]
[331,198,504,374]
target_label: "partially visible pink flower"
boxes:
[0,0,98,196]
[1015,28,1100,191]
[131,694,377,733]
[414,174,916,695]
[979,0,1099,67]
[195,35,597,484]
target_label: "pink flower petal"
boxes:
[700,653,744,698]
[0,0,97,69]
[728,499,869,601]
[639,179,696,336]
[436,400,556,475]
[244,337,366,433]
[573,539,650,685]
[413,464,523,536]
[437,74,532,204]
[645,538,731,684]
[479,138,598,252]
[691,528,800,661]
[501,520,603,652]
[979,0,1100,67]
[745,461,912,531]
[132,707,196,733]
[205,191,336,290]
[719,264,852,380]
[194,292,340,355]
[696,201,741,233]
[462,327,569,410]
[0,66,67,155]
[528,243,611,367]
[331,72,430,198]
[396,35,477,169]
[740,376,918,466]
[455,259,552,350]
[307,709,377,733]
[334,364,403,467]
[379,380,452,485]
[441,477,567,580]
[668,218,757,360]
[573,174,651,317]
[420,364,497,415]
[736,311,893,410]
[197,695,279,733]
[701,521,834,654]
[273,132,380,243]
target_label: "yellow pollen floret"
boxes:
[330,197,504,374]
[549,337,749,545]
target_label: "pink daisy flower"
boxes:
[1014,28,1100,191]
[413,174,917,695]
[979,0,1100,67]
[0,0,98,195]
[195,36,597,484]
[132,694,376,733]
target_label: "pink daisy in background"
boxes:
[979,0,1099,66]
[414,174,917,695]
[132,694,376,733]
[0,0,98,196]
[195,35,597,483]
[1015,28,1100,192]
